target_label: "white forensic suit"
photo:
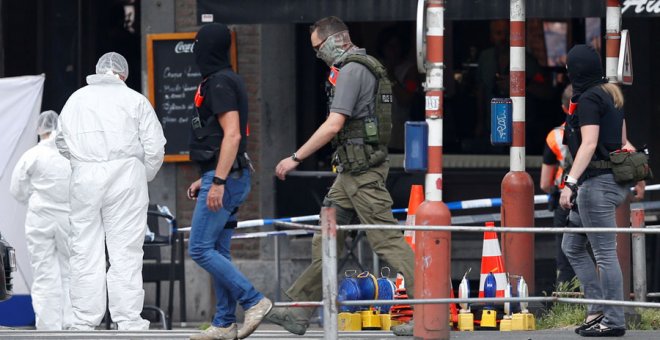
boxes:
[57,73,166,330]
[10,135,73,330]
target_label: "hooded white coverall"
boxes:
[57,73,166,330]
[10,134,73,330]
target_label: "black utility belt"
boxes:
[231,152,250,171]
[588,160,612,169]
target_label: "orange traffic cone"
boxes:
[404,185,424,252]
[478,222,507,298]
[391,272,413,323]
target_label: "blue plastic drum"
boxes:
[356,272,379,303]
[338,277,360,313]
[376,277,396,313]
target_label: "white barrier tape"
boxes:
[232,229,314,240]
[338,224,660,234]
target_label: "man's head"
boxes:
[194,23,232,77]
[490,20,509,48]
[37,110,58,139]
[561,84,573,114]
[309,16,355,66]
[96,52,128,81]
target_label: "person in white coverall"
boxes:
[56,52,166,330]
[9,111,73,330]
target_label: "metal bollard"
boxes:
[321,207,338,339]
[631,209,647,302]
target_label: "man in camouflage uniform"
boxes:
[270,16,415,336]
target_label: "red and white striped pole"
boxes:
[605,0,622,83]
[500,0,535,293]
[414,0,451,339]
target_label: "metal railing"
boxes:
[276,207,660,340]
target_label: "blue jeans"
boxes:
[562,173,628,329]
[189,169,263,327]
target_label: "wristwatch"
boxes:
[291,152,302,163]
[212,176,226,186]
[564,181,578,193]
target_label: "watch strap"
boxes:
[212,176,226,185]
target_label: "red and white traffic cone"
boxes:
[478,222,507,298]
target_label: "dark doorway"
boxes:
[2,0,141,112]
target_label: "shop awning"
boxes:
[197,0,659,24]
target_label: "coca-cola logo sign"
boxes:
[622,0,660,15]
[175,41,195,54]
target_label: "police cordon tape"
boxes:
[176,183,660,234]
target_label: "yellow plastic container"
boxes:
[480,309,498,328]
[338,312,362,331]
[499,316,512,331]
[457,312,474,331]
[360,310,382,330]
[379,313,392,330]
[511,312,536,331]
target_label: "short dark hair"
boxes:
[309,16,348,40]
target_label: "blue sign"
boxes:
[490,98,513,146]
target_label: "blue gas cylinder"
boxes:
[404,121,428,173]
[490,98,512,146]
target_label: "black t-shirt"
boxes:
[194,68,249,173]
[542,144,558,165]
[565,86,623,161]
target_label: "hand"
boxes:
[275,157,299,181]
[187,179,202,200]
[632,180,646,202]
[559,186,574,210]
[206,184,224,212]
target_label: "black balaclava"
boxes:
[566,44,606,96]
[194,23,232,78]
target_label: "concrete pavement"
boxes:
[1,326,660,339]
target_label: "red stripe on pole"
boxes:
[512,122,525,147]
[607,0,621,7]
[427,36,444,63]
[606,33,620,57]
[428,146,443,173]
[510,71,525,97]
[510,21,525,47]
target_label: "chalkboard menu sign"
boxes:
[147,32,237,162]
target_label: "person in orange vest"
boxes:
[540,84,576,286]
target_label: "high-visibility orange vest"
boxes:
[545,122,570,188]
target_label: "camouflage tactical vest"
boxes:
[328,54,393,174]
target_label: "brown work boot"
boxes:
[392,319,414,336]
[237,297,273,339]
[265,307,313,335]
[190,323,237,340]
